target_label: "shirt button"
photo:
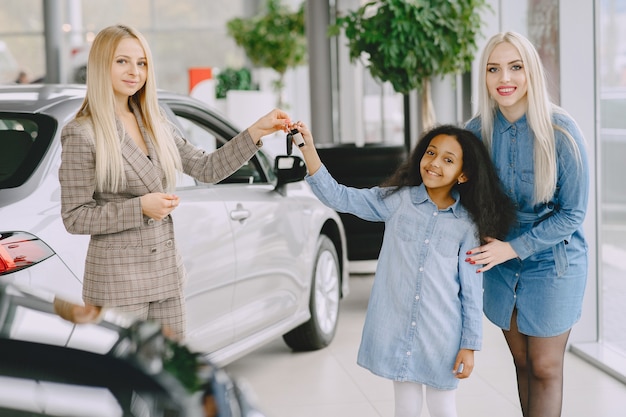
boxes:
[166,240,173,248]
[424,239,429,244]
[147,218,155,226]
[433,212,438,216]
[406,351,411,356]
[419,267,424,272]
[415,295,420,301]
[411,321,416,326]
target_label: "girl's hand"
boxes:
[289,121,314,147]
[453,349,475,379]
[288,121,323,175]
[247,108,291,143]
[140,192,179,221]
[465,237,518,273]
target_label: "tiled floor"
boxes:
[226,271,626,417]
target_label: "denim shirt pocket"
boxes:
[552,239,570,277]
[433,217,467,258]
[520,170,534,184]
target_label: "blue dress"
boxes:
[466,110,589,337]
[306,166,482,390]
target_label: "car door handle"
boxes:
[230,203,250,222]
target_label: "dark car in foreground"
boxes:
[0,84,349,366]
[0,281,265,417]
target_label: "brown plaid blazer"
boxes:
[59,108,259,307]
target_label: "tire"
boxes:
[283,235,341,351]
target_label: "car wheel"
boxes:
[283,235,340,351]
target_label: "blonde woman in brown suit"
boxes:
[58,24,290,340]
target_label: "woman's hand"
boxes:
[140,192,179,221]
[465,237,518,272]
[247,108,291,144]
[54,298,104,324]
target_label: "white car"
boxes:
[0,84,349,366]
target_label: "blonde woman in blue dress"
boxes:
[294,121,515,417]
[465,32,589,417]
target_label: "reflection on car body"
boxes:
[0,84,349,367]
[0,281,265,417]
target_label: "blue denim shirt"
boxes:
[466,110,589,336]
[306,165,482,389]
[467,110,589,260]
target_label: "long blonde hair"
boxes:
[75,24,181,193]
[475,31,581,203]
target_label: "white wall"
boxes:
[560,0,597,344]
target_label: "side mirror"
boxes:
[274,155,307,192]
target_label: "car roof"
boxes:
[0,83,201,111]
[0,83,241,136]
[0,84,88,113]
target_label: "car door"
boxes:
[162,99,311,348]
[164,108,237,354]
[216,153,311,343]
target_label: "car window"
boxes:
[256,147,277,183]
[0,113,56,189]
[170,112,267,187]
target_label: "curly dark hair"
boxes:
[380,124,516,242]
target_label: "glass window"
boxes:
[169,112,266,188]
[0,113,55,188]
[598,0,626,356]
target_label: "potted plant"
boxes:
[329,0,490,131]
[214,67,256,99]
[226,0,307,108]
[321,1,489,261]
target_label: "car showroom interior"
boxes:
[1,1,625,416]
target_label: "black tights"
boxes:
[503,309,570,417]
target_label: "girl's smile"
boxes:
[419,134,467,208]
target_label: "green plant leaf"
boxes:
[332,0,491,94]
[215,67,256,99]
[226,0,307,79]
